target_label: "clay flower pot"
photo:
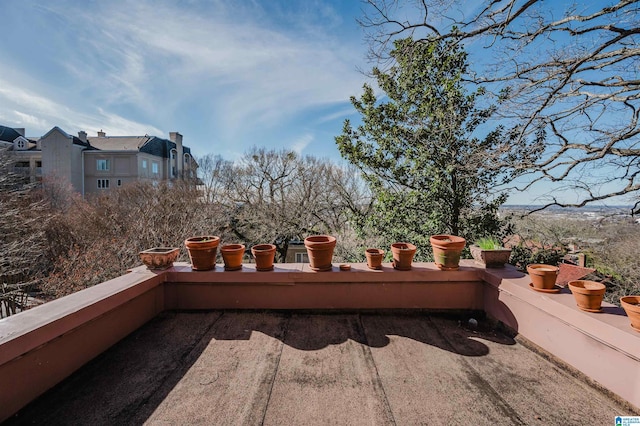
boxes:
[568,280,606,312]
[185,236,220,271]
[139,247,179,270]
[251,244,276,271]
[391,242,417,270]
[430,235,466,271]
[304,235,336,271]
[470,245,512,268]
[221,243,246,271]
[365,248,385,270]
[527,264,559,291]
[620,296,640,332]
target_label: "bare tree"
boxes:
[217,148,370,261]
[361,0,640,212]
[196,153,233,203]
[0,149,51,316]
[41,180,230,299]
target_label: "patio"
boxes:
[6,311,634,424]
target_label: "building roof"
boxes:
[41,126,92,148]
[0,125,21,143]
[87,135,192,159]
[87,136,151,151]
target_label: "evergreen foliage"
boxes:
[336,37,527,259]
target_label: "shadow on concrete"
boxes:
[601,305,629,316]
[6,311,518,425]
[208,311,516,355]
[6,311,221,426]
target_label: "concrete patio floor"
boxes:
[7,311,637,425]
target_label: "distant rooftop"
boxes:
[86,135,152,151]
[6,311,634,424]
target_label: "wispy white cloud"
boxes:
[45,1,364,128]
[290,133,314,154]
[316,107,358,124]
[0,79,162,137]
[0,0,369,156]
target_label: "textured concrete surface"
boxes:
[7,312,637,425]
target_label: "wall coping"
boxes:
[0,269,164,366]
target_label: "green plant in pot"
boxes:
[470,237,512,268]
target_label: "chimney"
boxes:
[78,131,87,142]
[169,132,184,176]
[97,130,106,137]
[15,128,25,136]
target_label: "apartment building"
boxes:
[0,125,197,196]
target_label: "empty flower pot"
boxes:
[220,243,245,271]
[365,248,385,270]
[568,280,606,312]
[621,296,640,332]
[185,236,220,271]
[527,264,559,290]
[304,235,336,271]
[391,242,417,270]
[430,235,466,271]
[251,244,276,271]
[139,247,180,270]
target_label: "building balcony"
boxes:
[1,261,639,423]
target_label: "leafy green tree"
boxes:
[361,0,640,212]
[336,37,535,259]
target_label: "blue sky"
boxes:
[1,0,369,162]
[0,0,629,206]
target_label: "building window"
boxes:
[98,179,110,189]
[170,150,177,178]
[295,253,309,263]
[152,162,159,174]
[117,179,122,187]
[97,159,110,171]
[142,159,147,169]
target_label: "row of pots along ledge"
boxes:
[138,234,640,332]
[139,234,467,273]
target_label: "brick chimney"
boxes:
[97,130,106,137]
[78,131,87,142]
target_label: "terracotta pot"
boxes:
[620,296,640,332]
[304,235,336,271]
[430,235,466,271]
[251,244,276,271]
[470,245,512,268]
[365,248,385,270]
[568,280,606,312]
[391,242,417,270]
[139,247,179,270]
[221,244,245,271]
[185,236,220,271]
[527,264,559,290]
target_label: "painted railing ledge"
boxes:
[162,261,482,284]
[0,271,165,366]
